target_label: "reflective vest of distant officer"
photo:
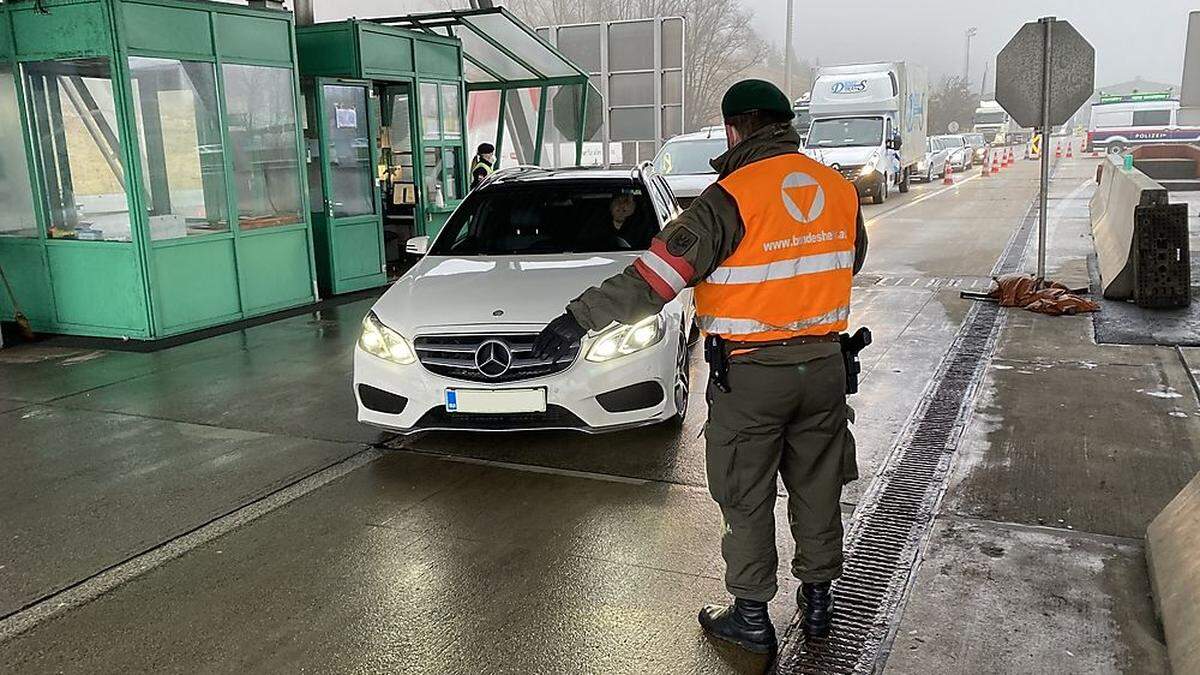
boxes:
[532,79,867,655]
[470,142,495,190]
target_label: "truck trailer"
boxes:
[804,62,928,203]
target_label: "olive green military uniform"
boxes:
[567,122,867,602]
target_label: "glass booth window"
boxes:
[420,82,440,140]
[221,64,304,231]
[128,57,227,240]
[24,58,131,241]
[466,89,500,167]
[440,83,462,140]
[322,84,375,218]
[541,85,582,168]
[0,65,37,237]
[504,87,540,165]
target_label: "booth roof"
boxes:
[368,7,589,88]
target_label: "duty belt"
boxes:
[724,333,841,356]
[703,329,871,395]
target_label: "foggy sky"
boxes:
[751,0,1194,90]
[265,0,1193,90]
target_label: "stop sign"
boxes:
[996,19,1094,128]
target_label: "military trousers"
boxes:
[704,351,858,603]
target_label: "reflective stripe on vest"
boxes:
[696,305,850,336]
[695,152,857,342]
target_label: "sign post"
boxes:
[996,17,1094,280]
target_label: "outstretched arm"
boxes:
[567,183,744,331]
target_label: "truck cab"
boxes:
[805,115,899,204]
[804,62,926,204]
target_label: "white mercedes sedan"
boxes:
[353,167,695,434]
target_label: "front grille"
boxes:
[413,333,579,383]
[412,404,585,431]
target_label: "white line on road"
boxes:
[405,450,650,485]
[0,448,382,644]
[865,172,982,228]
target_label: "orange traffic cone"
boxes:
[1004,147,1013,167]
[1066,143,1074,158]
[943,159,955,185]
[981,149,992,177]
[1055,143,1062,158]
[992,151,1002,174]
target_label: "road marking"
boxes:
[864,172,982,228]
[0,448,382,644]
[398,449,649,485]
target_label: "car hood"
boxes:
[803,146,878,167]
[372,253,639,334]
[663,173,719,198]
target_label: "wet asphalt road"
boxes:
[0,156,1182,673]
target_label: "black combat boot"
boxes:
[697,598,777,654]
[799,581,834,638]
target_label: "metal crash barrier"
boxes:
[1089,155,1190,307]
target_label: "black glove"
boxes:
[532,312,588,361]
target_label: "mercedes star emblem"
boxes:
[474,339,513,378]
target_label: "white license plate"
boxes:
[445,388,547,414]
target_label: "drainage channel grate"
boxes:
[774,194,1043,674]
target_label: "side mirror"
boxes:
[406,235,430,256]
[887,137,902,151]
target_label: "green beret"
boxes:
[721,79,795,120]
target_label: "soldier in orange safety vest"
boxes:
[533,79,868,654]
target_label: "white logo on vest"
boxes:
[780,171,826,224]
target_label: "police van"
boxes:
[1086,92,1200,155]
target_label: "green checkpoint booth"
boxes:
[295,8,598,293]
[0,0,319,340]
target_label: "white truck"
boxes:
[804,62,928,203]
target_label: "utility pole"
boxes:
[784,0,795,99]
[964,26,978,83]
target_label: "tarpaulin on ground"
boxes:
[988,274,1101,315]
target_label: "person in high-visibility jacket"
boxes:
[533,79,867,654]
[469,142,495,191]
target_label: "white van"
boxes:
[1087,94,1200,154]
[804,61,928,203]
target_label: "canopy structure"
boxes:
[371,7,601,168]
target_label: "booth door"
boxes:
[311,79,384,295]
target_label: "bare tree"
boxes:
[508,0,766,130]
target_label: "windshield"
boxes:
[940,136,965,147]
[431,181,659,256]
[654,138,726,175]
[974,111,1007,126]
[806,118,883,148]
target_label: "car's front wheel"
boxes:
[668,328,691,425]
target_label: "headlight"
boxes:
[585,314,665,362]
[858,152,880,176]
[358,311,416,364]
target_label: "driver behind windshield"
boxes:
[575,191,653,251]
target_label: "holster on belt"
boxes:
[840,327,873,395]
[703,335,731,393]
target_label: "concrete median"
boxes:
[1147,470,1200,675]
[1089,155,1189,306]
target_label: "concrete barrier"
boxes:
[1089,156,1170,300]
[1147,471,1200,675]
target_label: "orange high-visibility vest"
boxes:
[694,153,858,342]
